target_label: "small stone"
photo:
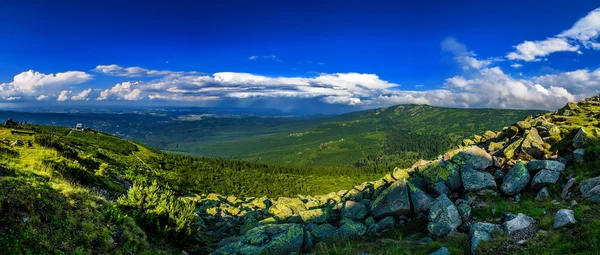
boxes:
[562,178,577,199]
[429,247,450,255]
[537,187,550,200]
[553,209,576,228]
[503,213,534,235]
[419,237,433,243]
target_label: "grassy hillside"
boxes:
[184,105,543,169]
[1,105,544,173]
[0,123,386,253]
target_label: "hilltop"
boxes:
[1,98,600,254]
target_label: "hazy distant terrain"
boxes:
[1,105,545,170]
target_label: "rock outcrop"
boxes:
[200,99,600,254]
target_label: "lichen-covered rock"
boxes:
[457,203,472,222]
[427,194,462,237]
[336,219,367,238]
[430,247,451,255]
[451,146,493,170]
[342,201,366,220]
[488,141,505,152]
[409,182,433,216]
[526,160,565,173]
[579,176,600,202]
[213,224,305,255]
[433,182,451,196]
[558,102,579,116]
[553,209,576,228]
[299,208,329,223]
[311,223,337,239]
[503,213,534,235]
[469,222,502,255]
[367,216,396,235]
[530,169,560,189]
[483,130,497,140]
[419,160,462,191]
[503,137,524,159]
[461,165,497,191]
[392,167,410,180]
[500,162,530,196]
[515,121,531,131]
[377,216,396,230]
[371,178,411,219]
[573,128,589,148]
[521,128,546,158]
[506,126,519,138]
[252,196,271,209]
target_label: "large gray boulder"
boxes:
[572,128,588,148]
[342,201,366,220]
[469,222,502,255]
[500,162,530,196]
[503,213,534,235]
[213,224,305,255]
[530,169,560,189]
[521,128,546,158]
[367,216,396,235]
[461,165,497,191]
[580,176,600,202]
[527,160,565,173]
[427,194,462,237]
[299,208,329,223]
[311,223,337,239]
[336,219,367,238]
[451,146,493,170]
[553,209,576,228]
[409,182,433,216]
[371,179,411,219]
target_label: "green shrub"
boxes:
[117,180,196,246]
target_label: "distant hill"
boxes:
[178,105,545,169]
[0,105,545,171]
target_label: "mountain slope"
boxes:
[187,105,544,168]
[4,100,600,254]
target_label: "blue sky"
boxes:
[1,1,600,112]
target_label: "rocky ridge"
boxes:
[193,98,600,255]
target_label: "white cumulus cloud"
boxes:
[507,38,579,62]
[71,88,93,101]
[93,64,196,77]
[0,70,92,101]
[508,7,600,62]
